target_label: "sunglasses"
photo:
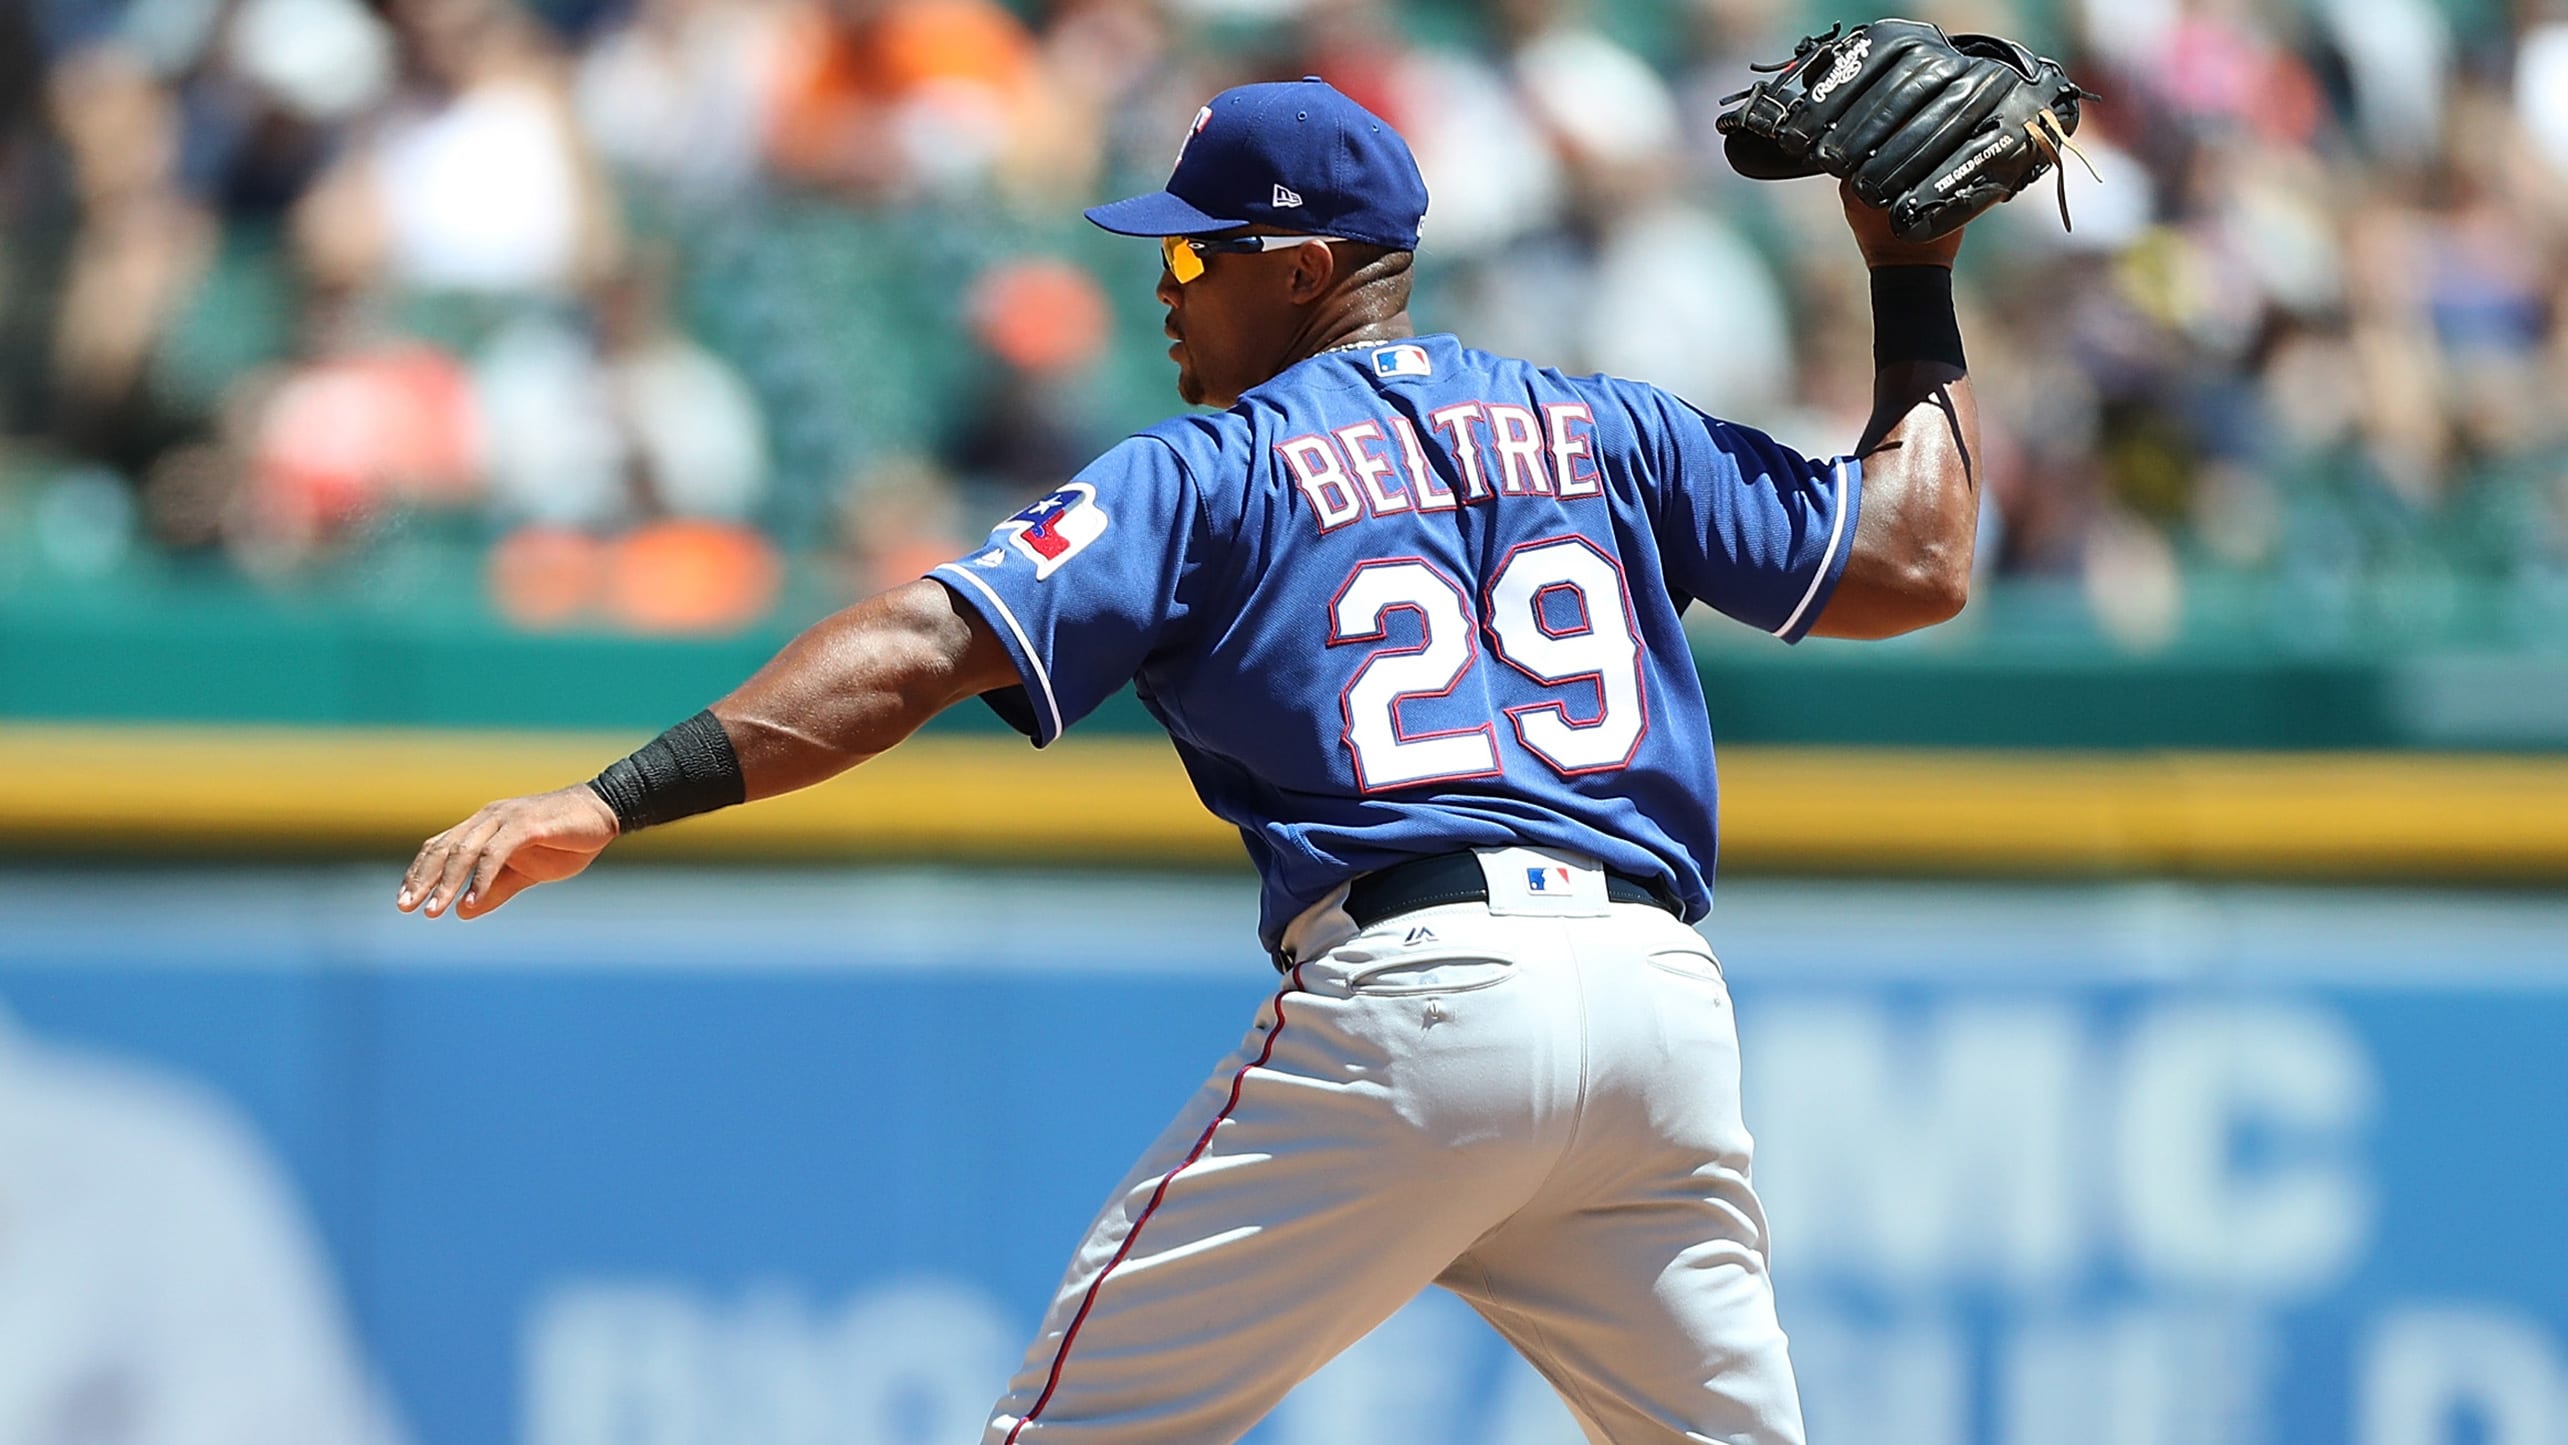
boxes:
[1161,233,1344,284]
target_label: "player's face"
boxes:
[1157,232,1330,409]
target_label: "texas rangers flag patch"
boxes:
[1373,344,1433,379]
[1000,483,1108,579]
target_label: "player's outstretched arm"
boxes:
[1807,183,1982,641]
[711,577,1019,798]
[397,579,1018,920]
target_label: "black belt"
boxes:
[1343,851,1681,932]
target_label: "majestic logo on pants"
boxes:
[1001,484,1108,579]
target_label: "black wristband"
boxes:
[1870,264,1967,371]
[587,710,746,834]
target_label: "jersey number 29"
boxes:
[1328,536,1647,790]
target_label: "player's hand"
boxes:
[1841,180,1964,269]
[396,785,619,920]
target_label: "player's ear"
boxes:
[1286,240,1339,303]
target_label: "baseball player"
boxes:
[400,60,2028,1443]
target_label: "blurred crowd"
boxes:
[0,0,2564,644]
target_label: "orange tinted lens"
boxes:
[1162,236,1205,283]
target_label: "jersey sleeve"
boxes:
[1638,389,1862,643]
[929,435,1204,746]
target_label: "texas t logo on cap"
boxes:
[1175,105,1212,166]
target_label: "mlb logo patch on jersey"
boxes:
[1000,483,1108,579]
[1525,866,1572,893]
[1372,344,1433,379]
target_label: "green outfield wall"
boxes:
[9,567,2568,750]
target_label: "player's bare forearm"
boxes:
[1810,363,1979,639]
[710,578,1019,798]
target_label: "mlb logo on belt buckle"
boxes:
[1479,848,1608,916]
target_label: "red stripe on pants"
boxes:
[1003,966,1305,1441]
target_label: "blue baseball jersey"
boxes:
[930,333,1861,950]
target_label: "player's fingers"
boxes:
[421,812,508,917]
[397,826,462,911]
[459,829,521,916]
[456,864,538,920]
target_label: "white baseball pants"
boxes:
[984,848,1807,1445]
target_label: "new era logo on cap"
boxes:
[1273,183,1303,208]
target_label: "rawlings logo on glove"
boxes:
[1807,34,1872,104]
[1716,18,2097,242]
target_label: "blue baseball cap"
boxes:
[1085,78,1429,251]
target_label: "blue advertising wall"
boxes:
[2,867,2564,1445]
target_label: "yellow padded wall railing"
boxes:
[2,725,2565,879]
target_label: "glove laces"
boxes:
[1720,22,1841,104]
[2027,104,2102,232]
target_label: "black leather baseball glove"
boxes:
[1715,18,2095,242]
